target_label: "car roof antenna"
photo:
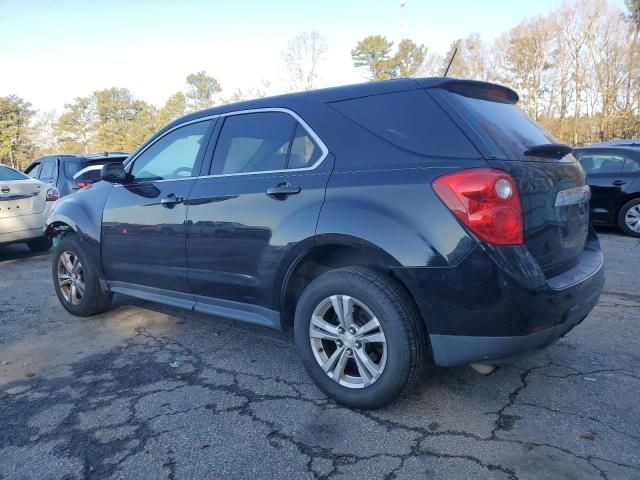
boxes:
[443,43,459,77]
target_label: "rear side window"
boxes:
[578,153,626,174]
[74,168,103,183]
[210,112,322,175]
[445,86,556,160]
[328,90,479,158]
[40,161,56,181]
[623,157,640,173]
[25,163,41,178]
[0,165,29,181]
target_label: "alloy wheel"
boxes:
[625,205,640,233]
[309,295,387,389]
[57,251,85,305]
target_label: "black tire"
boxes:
[294,267,427,409]
[26,236,52,252]
[618,198,640,237]
[52,234,113,316]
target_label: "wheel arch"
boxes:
[278,235,417,330]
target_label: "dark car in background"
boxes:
[24,152,129,196]
[45,78,604,409]
[574,140,640,237]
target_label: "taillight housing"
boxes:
[46,187,60,202]
[432,168,523,245]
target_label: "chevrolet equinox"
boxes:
[46,78,604,409]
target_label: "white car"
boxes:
[0,164,59,251]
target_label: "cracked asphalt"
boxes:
[0,230,639,480]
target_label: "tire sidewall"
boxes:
[294,271,413,409]
[618,199,640,237]
[52,234,101,316]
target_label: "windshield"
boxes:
[0,165,30,181]
[449,90,558,160]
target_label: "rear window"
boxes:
[0,165,29,181]
[75,168,103,183]
[328,90,480,158]
[446,86,557,160]
[64,161,85,177]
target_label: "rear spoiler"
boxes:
[416,78,519,104]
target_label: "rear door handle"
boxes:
[266,182,301,198]
[160,194,183,206]
[612,180,626,186]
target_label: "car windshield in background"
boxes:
[448,89,558,160]
[0,165,30,181]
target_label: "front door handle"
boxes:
[612,180,626,186]
[266,182,301,198]
[160,194,183,207]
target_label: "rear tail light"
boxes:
[46,187,60,202]
[432,168,523,245]
[76,180,92,189]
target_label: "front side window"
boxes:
[131,120,212,182]
[578,154,626,174]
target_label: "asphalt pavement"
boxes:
[0,229,639,479]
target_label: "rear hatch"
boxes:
[429,81,589,277]
[0,166,46,219]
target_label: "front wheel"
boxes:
[618,198,640,237]
[52,234,113,316]
[294,267,427,409]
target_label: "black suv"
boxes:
[46,79,604,409]
[25,152,129,197]
[573,140,640,237]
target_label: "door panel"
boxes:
[577,150,630,223]
[101,118,215,293]
[186,109,332,312]
[102,180,196,293]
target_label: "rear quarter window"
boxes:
[328,90,480,159]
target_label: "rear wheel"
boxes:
[52,234,112,316]
[618,198,640,237]
[294,267,427,409]
[26,236,52,252]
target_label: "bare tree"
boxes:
[282,31,328,91]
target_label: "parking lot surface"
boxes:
[0,230,639,480]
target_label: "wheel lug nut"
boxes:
[355,341,362,349]
[346,348,353,355]
[348,327,356,334]
[336,340,343,347]
[337,327,345,334]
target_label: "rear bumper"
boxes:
[0,205,52,246]
[394,230,604,366]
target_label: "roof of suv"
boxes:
[170,77,518,127]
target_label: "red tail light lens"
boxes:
[432,168,523,245]
[46,187,60,202]
[76,180,92,189]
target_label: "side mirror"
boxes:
[101,163,129,183]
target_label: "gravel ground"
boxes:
[0,229,639,480]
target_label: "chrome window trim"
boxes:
[201,107,329,178]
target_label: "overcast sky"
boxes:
[0,0,627,113]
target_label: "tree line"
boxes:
[1,0,638,170]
